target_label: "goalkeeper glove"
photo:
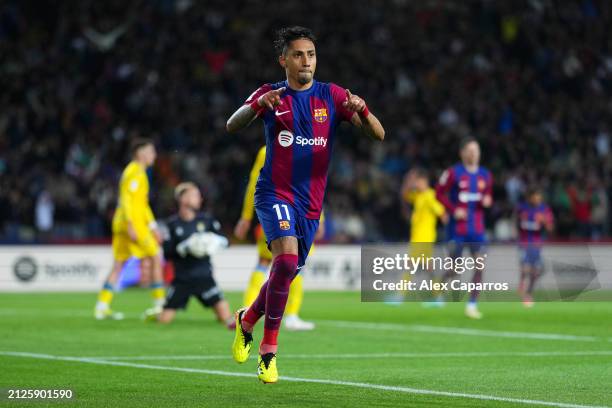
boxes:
[176,233,198,257]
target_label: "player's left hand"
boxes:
[342,89,366,113]
[482,194,492,208]
[152,229,162,244]
[127,223,138,243]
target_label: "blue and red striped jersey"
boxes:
[246,80,353,219]
[517,202,553,245]
[436,163,493,236]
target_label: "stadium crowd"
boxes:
[1,0,611,243]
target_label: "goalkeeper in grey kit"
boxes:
[146,182,235,329]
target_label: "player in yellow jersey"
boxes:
[234,146,320,331]
[401,168,447,304]
[402,168,448,247]
[94,139,165,320]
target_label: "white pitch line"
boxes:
[84,355,231,361]
[409,325,600,342]
[0,351,606,408]
[79,351,612,361]
[318,320,602,342]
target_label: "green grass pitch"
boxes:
[1,291,611,407]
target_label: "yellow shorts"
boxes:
[255,224,273,261]
[409,242,434,260]
[112,225,159,261]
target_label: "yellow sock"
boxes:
[151,282,165,307]
[431,276,442,297]
[243,267,266,307]
[400,272,413,299]
[286,274,303,316]
[98,289,113,305]
[96,282,114,310]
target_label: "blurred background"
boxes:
[1,0,611,245]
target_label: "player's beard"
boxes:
[297,72,312,85]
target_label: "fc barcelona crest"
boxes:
[279,220,291,230]
[314,108,328,123]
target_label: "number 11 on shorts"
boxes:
[273,204,291,220]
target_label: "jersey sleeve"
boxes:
[329,83,355,123]
[119,170,140,223]
[403,190,417,204]
[144,203,155,225]
[161,220,178,259]
[243,84,273,113]
[435,168,456,213]
[240,146,266,221]
[426,191,446,217]
[485,171,493,198]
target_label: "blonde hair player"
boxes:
[144,182,233,327]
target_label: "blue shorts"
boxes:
[520,246,542,268]
[255,199,319,270]
[448,233,487,258]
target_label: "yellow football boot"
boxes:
[257,353,278,384]
[231,308,253,363]
[94,308,124,320]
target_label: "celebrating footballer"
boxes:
[226,26,384,383]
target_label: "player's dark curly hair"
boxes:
[274,26,316,55]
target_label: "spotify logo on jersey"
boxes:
[278,130,294,147]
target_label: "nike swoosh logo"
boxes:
[275,110,290,117]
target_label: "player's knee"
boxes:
[272,253,298,278]
[150,253,162,266]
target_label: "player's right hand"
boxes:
[127,223,138,242]
[257,87,286,110]
[151,228,162,244]
[234,218,251,240]
[454,208,467,220]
